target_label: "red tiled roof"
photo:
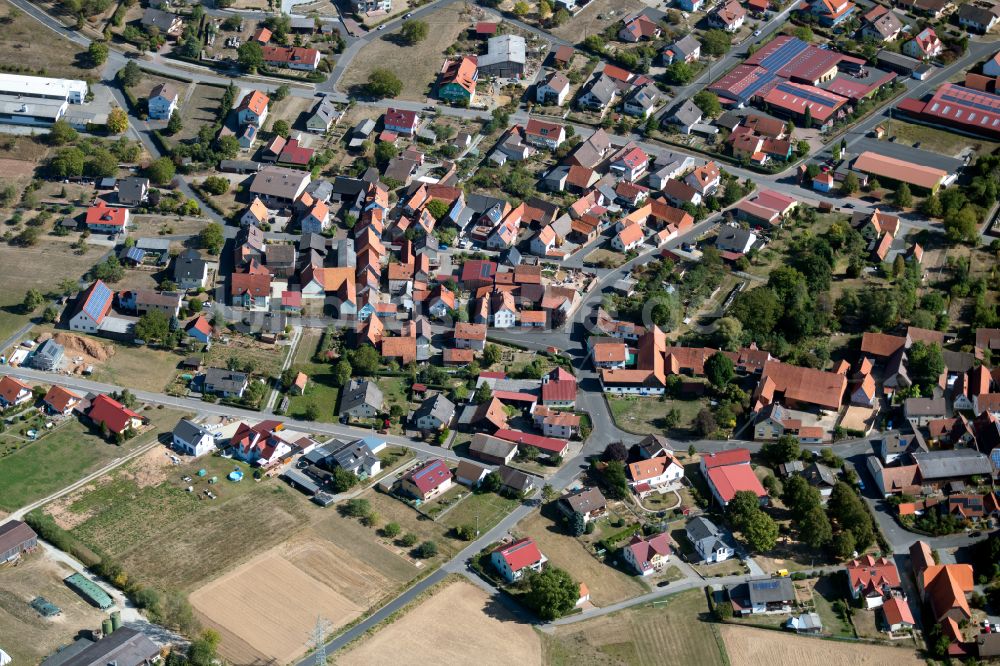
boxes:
[701,449,751,469]
[882,596,915,626]
[403,458,452,494]
[85,200,128,228]
[707,464,767,503]
[0,376,31,404]
[88,393,141,434]
[494,537,544,572]
[43,385,81,412]
[542,379,576,404]
[494,429,568,454]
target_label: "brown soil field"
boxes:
[0,242,104,313]
[337,580,542,666]
[341,8,475,101]
[0,553,107,665]
[519,511,646,606]
[191,541,370,664]
[719,624,924,666]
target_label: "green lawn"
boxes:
[284,329,341,421]
[0,308,28,349]
[607,395,704,436]
[0,406,186,511]
[810,575,855,638]
[441,490,519,534]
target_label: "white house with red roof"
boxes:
[42,385,82,415]
[903,27,943,60]
[230,420,292,467]
[400,458,453,500]
[0,376,32,408]
[88,394,144,436]
[880,596,915,632]
[612,222,645,252]
[383,108,420,136]
[524,119,567,149]
[69,280,114,334]
[622,532,671,575]
[262,45,321,71]
[684,162,721,196]
[491,537,547,582]
[846,555,902,608]
[618,13,662,42]
[627,455,684,495]
[85,200,130,235]
[700,448,768,507]
[610,145,649,182]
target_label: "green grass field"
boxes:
[543,589,727,666]
[607,396,704,435]
[285,330,341,421]
[441,491,519,534]
[0,406,184,511]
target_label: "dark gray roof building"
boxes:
[41,627,160,666]
[912,449,993,481]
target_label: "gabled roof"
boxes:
[625,532,671,571]
[0,376,31,404]
[43,385,81,412]
[847,555,901,592]
[702,449,751,469]
[494,537,544,572]
[403,458,452,494]
[85,200,128,228]
[88,393,141,433]
[73,280,113,324]
[628,455,680,483]
[238,90,270,115]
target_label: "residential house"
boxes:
[623,82,661,118]
[262,45,321,71]
[662,34,701,64]
[173,248,208,290]
[68,280,113,334]
[623,533,671,575]
[455,459,491,488]
[862,5,904,41]
[400,458,453,500]
[577,74,620,114]
[541,367,577,407]
[903,28,943,59]
[85,200,129,235]
[87,393,143,436]
[610,146,649,182]
[619,13,661,42]
[340,378,384,420]
[716,227,757,254]
[412,393,455,431]
[491,537,547,582]
[667,99,703,134]
[904,397,947,426]
[237,90,269,128]
[306,96,340,133]
[202,368,249,398]
[0,376,32,408]
[811,0,856,26]
[627,454,684,494]
[727,577,796,615]
[116,177,149,207]
[147,82,178,120]
[685,162,721,196]
[231,420,292,467]
[141,7,183,36]
[701,448,768,506]
[880,596,916,633]
[241,197,269,228]
[42,385,80,415]
[709,0,746,31]
[498,464,537,495]
[230,271,271,310]
[172,418,217,457]
[524,119,566,149]
[249,167,311,205]
[559,487,607,524]
[847,555,902,608]
[957,2,1000,32]
[686,516,734,563]
[383,108,420,136]
[536,71,571,106]
[301,201,330,233]
[454,322,487,350]
[612,222,645,252]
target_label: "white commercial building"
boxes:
[0,73,88,104]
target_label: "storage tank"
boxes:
[110,610,122,631]
[102,618,113,635]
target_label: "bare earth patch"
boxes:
[121,447,175,489]
[337,580,542,666]
[719,624,923,666]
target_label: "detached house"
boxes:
[42,385,81,415]
[237,90,270,128]
[618,13,662,42]
[231,420,291,467]
[491,537,547,582]
[69,280,113,334]
[612,222,645,252]
[623,533,671,575]
[85,200,129,235]
[610,146,649,182]
[524,119,566,149]
[903,28,943,59]
[438,56,479,104]
[400,458,453,500]
[172,418,217,457]
[412,393,455,431]
[662,34,701,64]
[709,0,746,31]
[202,368,249,398]
[686,516,734,563]
[340,378,384,420]
[627,455,685,494]
[624,83,662,118]
[383,108,420,136]
[536,71,571,106]
[88,394,144,436]
[685,162,721,196]
[0,376,32,408]
[559,486,607,524]
[148,83,178,120]
[262,45,321,71]
[846,555,902,608]
[811,0,856,26]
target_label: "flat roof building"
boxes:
[0,73,87,104]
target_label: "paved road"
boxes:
[0,365,461,462]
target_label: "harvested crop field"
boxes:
[337,579,542,666]
[191,539,377,664]
[340,8,473,101]
[0,0,102,80]
[719,624,923,666]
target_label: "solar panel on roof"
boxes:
[124,247,146,262]
[940,93,1000,116]
[740,71,777,100]
[754,580,780,589]
[758,37,809,71]
[776,82,839,107]
[83,282,111,321]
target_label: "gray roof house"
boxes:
[686,516,734,563]
[903,396,946,425]
[649,154,696,190]
[498,464,536,495]
[577,74,619,112]
[117,177,149,207]
[326,438,382,477]
[201,367,249,398]
[623,82,662,118]
[559,486,607,522]
[469,433,518,465]
[715,226,757,254]
[306,97,340,133]
[141,7,183,35]
[171,418,216,457]
[663,34,701,64]
[412,393,455,431]
[40,627,160,666]
[667,100,702,134]
[727,577,796,615]
[173,248,209,290]
[339,379,384,419]
[477,34,527,78]
[912,449,993,483]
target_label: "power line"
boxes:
[312,615,332,666]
